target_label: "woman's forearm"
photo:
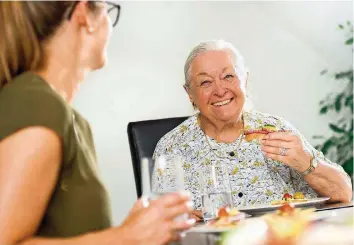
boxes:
[304,161,352,202]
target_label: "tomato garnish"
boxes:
[283,193,293,199]
[279,203,295,215]
[218,206,230,217]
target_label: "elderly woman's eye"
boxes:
[200,80,211,86]
[224,74,234,80]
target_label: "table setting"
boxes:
[140,156,353,245]
[182,201,353,245]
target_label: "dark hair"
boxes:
[0,1,98,90]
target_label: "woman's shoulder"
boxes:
[0,72,72,140]
[1,72,68,105]
[158,115,197,143]
[154,115,198,153]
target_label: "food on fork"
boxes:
[244,124,278,142]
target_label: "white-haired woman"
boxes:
[153,40,352,220]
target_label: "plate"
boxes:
[188,214,329,234]
[188,226,236,233]
[220,218,353,245]
[298,223,354,245]
[187,213,251,233]
[187,224,240,233]
[238,197,330,214]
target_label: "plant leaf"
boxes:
[338,24,344,29]
[345,96,353,112]
[314,144,321,150]
[335,94,343,112]
[341,157,353,175]
[321,138,334,155]
[320,106,328,114]
[320,69,328,75]
[335,70,353,80]
[345,95,353,106]
[313,135,325,139]
[337,142,353,164]
[329,123,346,133]
[345,38,353,45]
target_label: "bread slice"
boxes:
[245,133,267,142]
[244,125,278,142]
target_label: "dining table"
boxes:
[181,201,354,245]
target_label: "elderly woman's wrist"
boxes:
[296,156,312,173]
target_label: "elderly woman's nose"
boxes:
[214,79,227,96]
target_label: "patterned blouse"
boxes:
[152,110,349,210]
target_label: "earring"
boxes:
[88,27,94,33]
[192,102,197,110]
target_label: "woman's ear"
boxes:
[183,84,188,93]
[70,1,95,33]
[183,84,197,110]
[183,85,192,101]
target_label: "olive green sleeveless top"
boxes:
[0,72,112,237]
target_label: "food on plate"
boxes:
[218,206,231,217]
[283,193,293,201]
[245,124,278,142]
[263,203,315,245]
[278,203,296,215]
[221,204,352,245]
[293,192,305,200]
[209,207,246,228]
[271,192,307,205]
[221,218,269,245]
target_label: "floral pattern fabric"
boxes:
[152,110,349,210]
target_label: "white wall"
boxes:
[73,1,353,225]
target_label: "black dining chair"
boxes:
[127,116,188,198]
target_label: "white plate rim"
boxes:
[238,197,330,212]
[187,225,238,233]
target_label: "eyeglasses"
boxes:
[67,1,121,28]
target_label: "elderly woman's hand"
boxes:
[261,131,312,173]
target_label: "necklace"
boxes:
[197,114,244,159]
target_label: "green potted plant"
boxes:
[314,21,353,180]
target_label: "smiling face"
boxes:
[187,50,246,123]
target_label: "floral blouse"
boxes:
[152,110,349,210]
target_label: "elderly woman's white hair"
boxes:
[184,40,248,90]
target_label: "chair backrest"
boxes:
[127,116,188,198]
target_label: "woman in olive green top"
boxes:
[0,2,194,245]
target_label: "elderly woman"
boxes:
[153,40,352,216]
